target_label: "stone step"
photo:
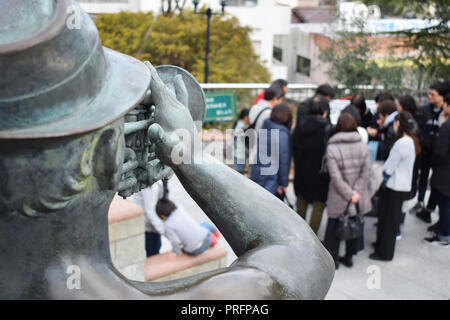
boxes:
[145,245,228,282]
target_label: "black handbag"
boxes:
[335,202,365,241]
[276,191,294,209]
[318,124,333,179]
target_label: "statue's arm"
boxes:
[171,153,334,299]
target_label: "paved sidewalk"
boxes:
[164,175,450,300]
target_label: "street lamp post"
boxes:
[193,0,226,83]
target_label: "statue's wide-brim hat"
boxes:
[0,0,151,139]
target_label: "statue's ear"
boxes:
[93,126,124,190]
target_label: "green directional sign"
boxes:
[205,91,237,122]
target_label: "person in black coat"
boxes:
[410,81,447,221]
[396,95,427,203]
[424,93,450,247]
[296,84,335,125]
[367,92,395,142]
[293,95,333,234]
[376,100,398,161]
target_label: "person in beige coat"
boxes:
[323,113,372,269]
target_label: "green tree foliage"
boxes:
[362,0,450,80]
[319,15,440,98]
[95,10,270,84]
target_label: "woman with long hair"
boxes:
[397,95,430,216]
[370,111,421,261]
[323,113,372,269]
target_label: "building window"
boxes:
[226,0,258,7]
[296,55,311,76]
[273,46,283,62]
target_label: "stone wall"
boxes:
[108,196,146,281]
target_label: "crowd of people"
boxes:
[129,78,449,270]
[233,79,450,269]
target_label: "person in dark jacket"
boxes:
[354,93,373,129]
[250,103,292,196]
[424,93,450,247]
[396,95,427,203]
[377,100,398,161]
[367,92,395,142]
[341,93,372,128]
[410,81,447,222]
[341,103,361,126]
[296,84,334,125]
[293,95,333,234]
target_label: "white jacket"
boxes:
[248,100,272,164]
[383,136,416,192]
[164,206,209,255]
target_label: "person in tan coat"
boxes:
[323,113,372,269]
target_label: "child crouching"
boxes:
[156,198,220,255]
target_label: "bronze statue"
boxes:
[0,0,334,299]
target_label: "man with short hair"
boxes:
[296,83,335,125]
[248,86,285,169]
[412,81,447,222]
[253,79,288,105]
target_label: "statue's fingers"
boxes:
[174,74,189,109]
[166,82,177,100]
[144,61,167,106]
[147,160,172,184]
[147,123,166,145]
[140,89,152,107]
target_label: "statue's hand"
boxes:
[145,62,200,169]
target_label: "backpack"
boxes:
[245,107,271,132]
[244,106,271,153]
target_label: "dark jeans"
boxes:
[323,217,364,264]
[145,232,161,257]
[425,188,438,211]
[435,189,450,241]
[418,154,432,203]
[375,187,409,260]
[407,157,420,200]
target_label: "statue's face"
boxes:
[0,120,125,218]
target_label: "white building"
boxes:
[274,1,440,85]
[78,0,296,81]
[77,0,161,13]
[224,0,297,80]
